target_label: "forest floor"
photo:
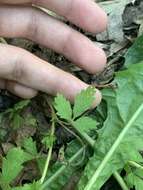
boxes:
[0,0,143,190]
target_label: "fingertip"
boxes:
[94,9,108,33]
[89,47,107,74]
[80,1,108,33]
[18,88,38,99]
[6,81,38,99]
[77,45,107,75]
[74,86,102,108]
[65,77,102,107]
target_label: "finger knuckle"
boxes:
[27,8,39,39]
[12,52,25,81]
[63,0,73,18]
[61,29,73,54]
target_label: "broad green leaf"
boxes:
[73,117,97,134]
[78,63,143,190]
[73,87,95,119]
[125,34,143,67]
[54,94,72,120]
[22,137,37,156]
[1,147,33,185]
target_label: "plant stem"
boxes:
[84,103,143,190]
[128,161,143,169]
[70,120,95,147]
[57,118,85,148]
[82,133,95,147]
[41,146,85,190]
[40,118,55,184]
[113,172,129,190]
[80,133,129,190]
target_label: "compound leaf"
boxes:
[54,94,72,120]
[0,147,33,185]
[73,117,97,134]
[22,137,37,156]
[73,87,95,119]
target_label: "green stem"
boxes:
[84,103,143,190]
[113,172,129,190]
[128,161,143,169]
[41,146,85,190]
[70,120,95,147]
[40,118,55,184]
[81,133,129,190]
[82,133,95,147]
[56,117,87,166]
[57,118,85,148]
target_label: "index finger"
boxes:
[0,0,107,33]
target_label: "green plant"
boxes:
[0,87,98,190]
[1,35,143,190]
[0,100,37,130]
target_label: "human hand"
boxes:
[0,0,107,106]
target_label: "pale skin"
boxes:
[0,0,107,106]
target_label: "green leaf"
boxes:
[54,94,72,120]
[125,169,143,190]
[0,179,11,190]
[14,100,30,112]
[12,114,24,129]
[37,157,46,175]
[125,34,143,67]
[42,134,56,149]
[73,117,97,134]
[22,137,37,156]
[73,87,95,119]
[78,63,143,190]
[0,147,33,185]
[42,141,85,190]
